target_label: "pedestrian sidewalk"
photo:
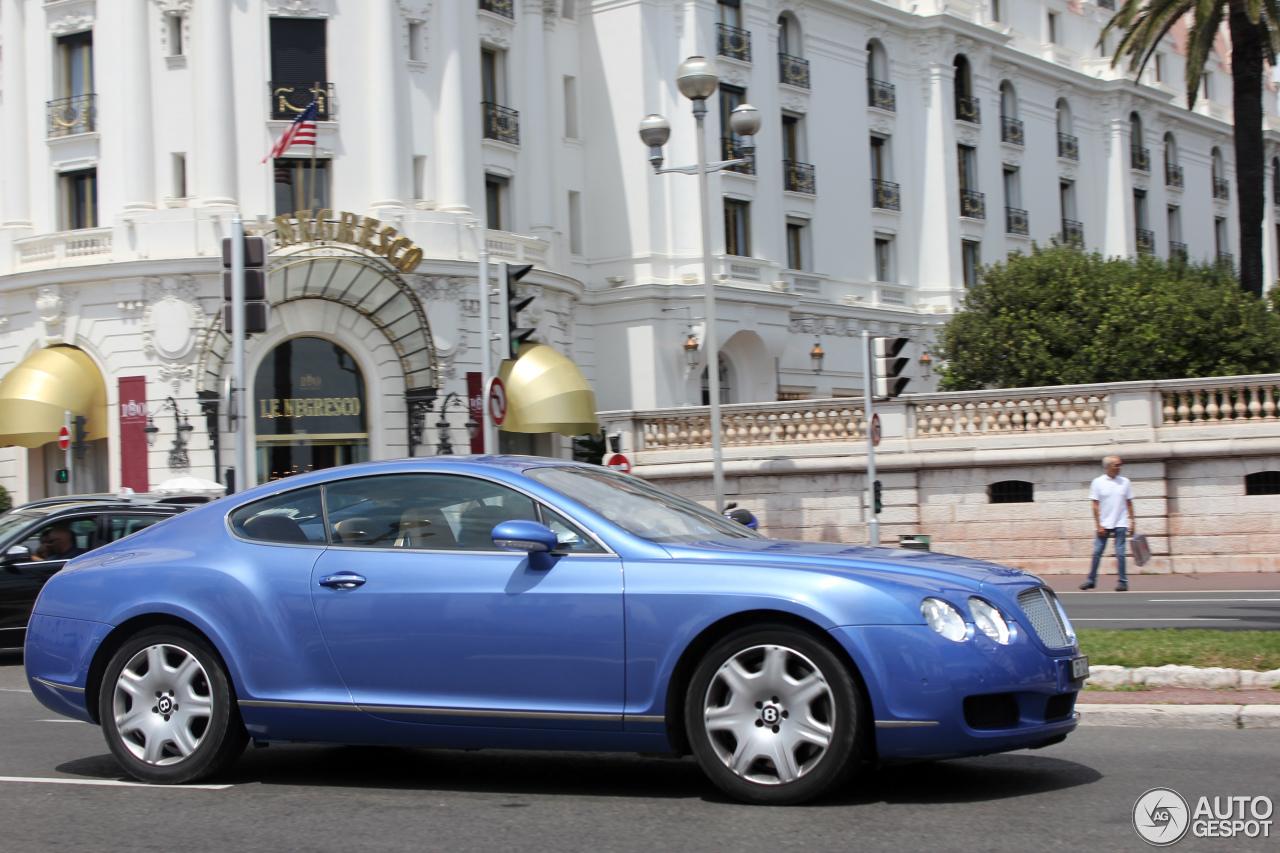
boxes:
[1043,572,1280,593]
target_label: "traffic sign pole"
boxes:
[63,410,73,495]
[863,330,878,547]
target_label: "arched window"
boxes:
[777,13,808,88]
[1129,112,1148,170]
[1164,132,1182,188]
[1056,98,1077,160]
[700,356,731,405]
[1245,471,1280,495]
[989,481,1034,503]
[999,80,1022,144]
[954,55,978,122]
[866,39,894,111]
[1212,147,1229,199]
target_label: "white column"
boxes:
[1,0,31,227]
[1102,117,1132,258]
[195,0,237,205]
[122,0,156,210]
[368,0,404,211]
[917,63,959,297]
[522,1,553,234]
[437,0,479,213]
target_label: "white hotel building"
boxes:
[0,0,1277,503]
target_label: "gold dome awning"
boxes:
[497,344,599,437]
[0,346,108,448]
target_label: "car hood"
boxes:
[660,538,1038,589]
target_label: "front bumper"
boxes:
[831,624,1081,762]
[25,613,109,724]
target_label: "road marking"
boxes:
[0,688,32,693]
[1073,617,1242,622]
[1144,598,1280,602]
[36,719,83,723]
[0,776,232,790]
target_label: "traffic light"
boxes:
[873,479,883,514]
[72,415,89,460]
[55,469,69,485]
[222,235,269,334]
[872,336,911,398]
[503,263,535,360]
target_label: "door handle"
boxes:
[319,573,366,589]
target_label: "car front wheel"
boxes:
[99,626,248,784]
[685,625,865,805]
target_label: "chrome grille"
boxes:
[1017,587,1072,648]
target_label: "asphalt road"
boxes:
[1,650,1277,853]
[1043,575,1280,630]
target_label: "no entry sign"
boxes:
[486,377,507,426]
[57,426,71,451]
[605,453,631,474]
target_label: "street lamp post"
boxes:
[639,56,760,512]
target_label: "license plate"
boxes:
[1070,655,1090,681]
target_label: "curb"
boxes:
[1077,704,1280,729]
[1085,664,1280,690]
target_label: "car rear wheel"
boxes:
[685,625,864,805]
[99,626,248,784]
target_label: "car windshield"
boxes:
[0,510,48,543]
[526,466,762,544]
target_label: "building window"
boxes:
[1047,13,1058,44]
[485,174,509,231]
[412,155,427,200]
[958,145,984,218]
[274,158,330,215]
[701,356,731,405]
[874,236,894,282]
[719,84,752,173]
[1168,205,1185,258]
[724,198,751,257]
[1154,53,1164,83]
[564,76,579,139]
[172,153,188,199]
[568,190,583,256]
[1134,189,1153,254]
[269,17,329,120]
[954,54,979,123]
[1245,471,1280,495]
[165,13,185,57]
[866,40,895,111]
[407,21,424,62]
[991,0,1001,22]
[1060,180,1082,245]
[61,169,98,231]
[961,240,981,288]
[777,14,809,88]
[1212,148,1230,199]
[871,135,899,210]
[1215,216,1231,264]
[786,220,808,270]
[990,481,1034,503]
[57,31,94,100]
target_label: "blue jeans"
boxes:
[1088,527,1128,583]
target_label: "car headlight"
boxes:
[969,597,1012,645]
[921,597,967,642]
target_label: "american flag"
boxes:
[262,101,319,163]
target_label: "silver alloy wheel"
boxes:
[702,644,835,785]
[112,644,214,766]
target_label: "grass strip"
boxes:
[1077,629,1280,671]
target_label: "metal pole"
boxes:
[64,409,72,495]
[477,230,495,454]
[694,100,726,512]
[863,329,879,546]
[231,213,249,490]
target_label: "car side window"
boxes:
[538,505,604,553]
[229,487,325,545]
[107,514,166,542]
[17,517,99,562]
[322,473,539,551]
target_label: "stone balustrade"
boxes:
[914,394,1108,437]
[644,405,867,449]
[1160,377,1280,425]
[15,228,113,268]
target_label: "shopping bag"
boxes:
[1130,533,1151,567]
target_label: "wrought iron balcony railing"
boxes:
[779,53,810,88]
[47,94,96,137]
[1217,251,1234,266]
[479,0,513,18]
[868,78,896,111]
[1131,145,1151,171]
[483,102,520,145]
[721,137,755,174]
[960,189,985,219]
[717,23,751,62]
[1166,163,1184,188]
[1006,207,1029,235]
[269,83,334,121]
[1061,219,1084,246]
[1136,228,1155,254]
[1058,133,1079,161]
[956,95,981,124]
[1214,177,1231,200]
[1001,116,1024,146]
[1170,241,1188,260]
[784,160,816,194]
[872,179,900,211]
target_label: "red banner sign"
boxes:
[466,372,485,454]
[118,377,149,493]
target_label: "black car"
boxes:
[0,500,188,648]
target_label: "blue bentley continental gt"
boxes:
[25,456,1086,804]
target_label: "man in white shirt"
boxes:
[1081,455,1135,591]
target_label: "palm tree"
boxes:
[1105,0,1279,297]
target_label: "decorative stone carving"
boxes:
[1059,162,1079,181]
[1003,149,1022,167]
[1133,172,1150,191]
[719,64,748,87]
[152,0,193,11]
[480,18,512,48]
[781,92,808,113]
[956,125,979,146]
[267,0,330,17]
[870,115,892,135]
[36,287,66,329]
[50,14,94,36]
[141,276,204,367]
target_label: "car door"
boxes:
[103,511,175,543]
[309,472,625,730]
[0,514,100,635]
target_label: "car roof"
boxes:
[29,500,187,516]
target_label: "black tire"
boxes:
[684,624,864,805]
[98,626,248,784]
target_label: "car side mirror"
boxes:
[4,544,31,564]
[491,520,559,554]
